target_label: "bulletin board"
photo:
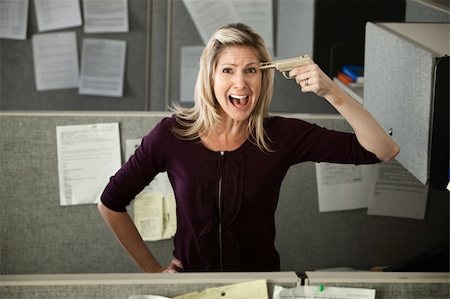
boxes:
[0,0,153,111]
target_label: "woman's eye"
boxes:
[222,68,232,73]
[247,68,257,73]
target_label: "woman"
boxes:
[98,23,399,273]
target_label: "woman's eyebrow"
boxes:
[219,62,259,67]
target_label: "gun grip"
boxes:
[282,71,295,80]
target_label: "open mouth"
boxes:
[229,94,249,108]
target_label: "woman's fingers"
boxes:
[163,257,184,273]
[289,63,335,96]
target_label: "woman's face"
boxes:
[213,45,262,123]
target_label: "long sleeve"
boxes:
[100,118,173,212]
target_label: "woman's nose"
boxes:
[232,73,246,88]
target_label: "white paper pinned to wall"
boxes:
[316,160,429,219]
[367,160,429,219]
[56,122,122,206]
[182,0,238,45]
[34,0,82,32]
[316,163,376,212]
[182,0,273,50]
[0,0,29,40]
[79,38,126,97]
[32,31,79,91]
[83,0,129,33]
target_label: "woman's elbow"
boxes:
[97,202,111,217]
[379,143,400,161]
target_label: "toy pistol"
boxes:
[260,55,313,79]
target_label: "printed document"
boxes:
[367,160,429,219]
[273,285,375,299]
[316,160,428,219]
[34,0,81,32]
[32,31,79,91]
[83,0,128,33]
[134,191,177,241]
[230,0,273,50]
[79,38,126,97]
[172,279,268,299]
[56,123,121,206]
[182,0,238,45]
[0,0,29,40]
[316,163,376,211]
[182,0,273,50]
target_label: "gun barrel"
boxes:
[259,55,313,72]
[275,56,313,72]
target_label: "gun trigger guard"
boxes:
[282,72,295,80]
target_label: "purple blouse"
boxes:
[101,115,380,272]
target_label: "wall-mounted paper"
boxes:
[134,191,177,241]
[182,0,274,50]
[368,160,429,219]
[34,0,82,32]
[182,0,239,44]
[56,123,121,206]
[316,163,376,212]
[134,191,165,241]
[79,38,126,97]
[180,45,203,103]
[231,0,273,51]
[0,0,29,40]
[316,160,428,219]
[83,0,128,33]
[32,31,79,91]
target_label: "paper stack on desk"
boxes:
[273,285,375,299]
[172,279,268,299]
[128,279,269,299]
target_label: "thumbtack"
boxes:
[319,284,325,292]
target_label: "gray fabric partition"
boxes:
[1,112,448,275]
[0,0,151,111]
[0,0,338,114]
[406,0,450,22]
[364,22,448,186]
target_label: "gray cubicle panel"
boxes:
[1,112,448,274]
[0,0,169,111]
[406,0,450,22]
[363,22,449,187]
[0,0,337,114]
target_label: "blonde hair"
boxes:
[172,23,274,152]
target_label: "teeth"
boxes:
[230,95,248,99]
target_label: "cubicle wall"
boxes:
[1,112,448,274]
[364,22,449,188]
[0,0,340,114]
[1,0,411,114]
[0,0,151,111]
[406,0,450,22]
